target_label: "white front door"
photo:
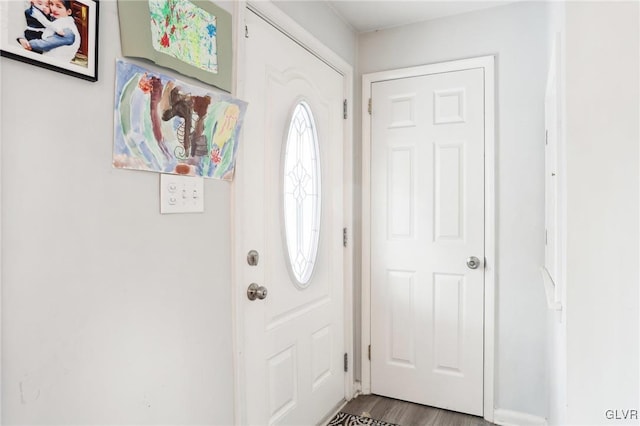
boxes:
[370,68,485,416]
[237,9,345,425]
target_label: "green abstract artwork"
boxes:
[149,0,218,73]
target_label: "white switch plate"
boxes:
[160,174,204,214]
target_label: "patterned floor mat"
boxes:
[327,411,399,426]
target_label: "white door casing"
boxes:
[233,4,353,425]
[542,33,564,312]
[362,57,495,422]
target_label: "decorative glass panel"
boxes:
[283,101,321,286]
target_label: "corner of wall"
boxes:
[494,408,548,426]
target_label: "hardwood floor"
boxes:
[340,394,495,426]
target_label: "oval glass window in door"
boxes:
[283,101,322,287]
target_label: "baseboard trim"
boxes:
[493,409,548,426]
[318,399,349,426]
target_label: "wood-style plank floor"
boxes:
[341,394,495,426]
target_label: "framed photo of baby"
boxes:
[0,0,99,82]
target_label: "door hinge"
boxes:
[343,99,348,119]
[545,229,548,245]
[245,24,249,38]
[368,345,371,360]
[344,353,348,372]
[545,129,548,145]
[343,228,348,247]
[368,98,372,115]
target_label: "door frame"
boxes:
[361,56,496,422]
[231,1,355,424]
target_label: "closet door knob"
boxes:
[466,256,481,270]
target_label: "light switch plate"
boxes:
[160,174,204,214]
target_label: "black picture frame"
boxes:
[0,0,99,82]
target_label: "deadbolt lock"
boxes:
[247,250,259,266]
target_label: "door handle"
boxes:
[247,283,268,301]
[466,256,481,270]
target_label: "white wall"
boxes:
[272,0,357,66]
[1,2,235,424]
[358,2,549,417]
[564,2,639,424]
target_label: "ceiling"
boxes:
[325,1,515,33]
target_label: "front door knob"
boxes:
[247,283,268,301]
